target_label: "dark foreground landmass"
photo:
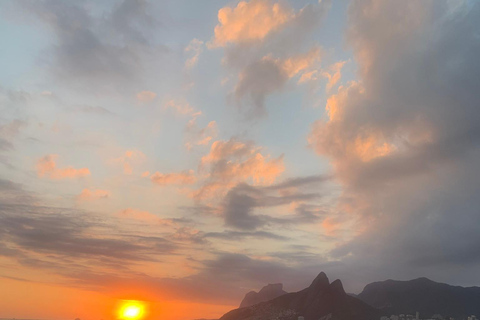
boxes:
[219,272,379,320]
[202,273,480,320]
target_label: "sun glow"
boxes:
[118,300,147,320]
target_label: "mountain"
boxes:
[220,272,380,320]
[357,277,480,318]
[240,283,288,308]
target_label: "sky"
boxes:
[1,0,480,319]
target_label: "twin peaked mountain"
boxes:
[220,272,379,320]
[217,272,480,320]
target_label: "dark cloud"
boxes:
[0,204,176,262]
[223,178,325,230]
[19,0,166,91]
[265,175,331,190]
[234,58,289,118]
[218,0,331,118]
[307,0,480,291]
[0,179,177,271]
[204,230,289,241]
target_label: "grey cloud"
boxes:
[0,205,176,262]
[306,0,480,291]
[265,175,331,190]
[204,230,289,241]
[0,179,177,268]
[223,178,325,230]
[222,0,331,118]
[19,0,166,91]
[233,58,289,118]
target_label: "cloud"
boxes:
[0,179,177,266]
[116,208,192,229]
[211,0,330,118]
[37,154,90,179]
[111,149,146,175]
[0,178,331,304]
[164,99,199,117]
[306,0,480,288]
[193,138,285,200]
[0,120,25,152]
[222,179,324,230]
[185,118,217,151]
[77,188,111,201]
[136,90,157,103]
[209,0,294,48]
[204,230,289,241]
[233,57,288,118]
[150,170,196,186]
[19,0,165,91]
[321,60,348,91]
[185,38,204,69]
[234,48,322,116]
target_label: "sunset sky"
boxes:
[1,0,480,319]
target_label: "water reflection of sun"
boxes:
[118,300,147,320]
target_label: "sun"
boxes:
[118,300,147,320]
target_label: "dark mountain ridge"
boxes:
[357,277,480,318]
[240,283,288,308]
[220,272,380,320]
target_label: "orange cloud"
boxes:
[112,150,146,175]
[185,119,217,151]
[37,154,90,179]
[185,38,204,69]
[150,170,196,186]
[164,99,199,116]
[321,216,342,237]
[210,0,294,47]
[282,47,322,78]
[309,82,395,164]
[321,60,348,91]
[77,188,110,201]
[354,133,396,162]
[117,208,177,227]
[118,208,159,222]
[136,91,157,103]
[194,139,284,199]
[298,70,319,84]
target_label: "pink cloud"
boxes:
[164,100,199,117]
[37,154,90,179]
[117,208,179,227]
[77,188,111,201]
[210,0,294,47]
[194,138,284,200]
[136,91,157,103]
[111,150,146,175]
[150,170,196,186]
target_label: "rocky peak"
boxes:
[329,279,346,296]
[309,271,330,290]
[239,283,287,308]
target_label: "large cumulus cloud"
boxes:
[308,0,480,289]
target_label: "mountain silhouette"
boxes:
[220,272,379,320]
[357,277,480,318]
[240,283,288,308]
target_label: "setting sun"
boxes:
[118,300,147,320]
